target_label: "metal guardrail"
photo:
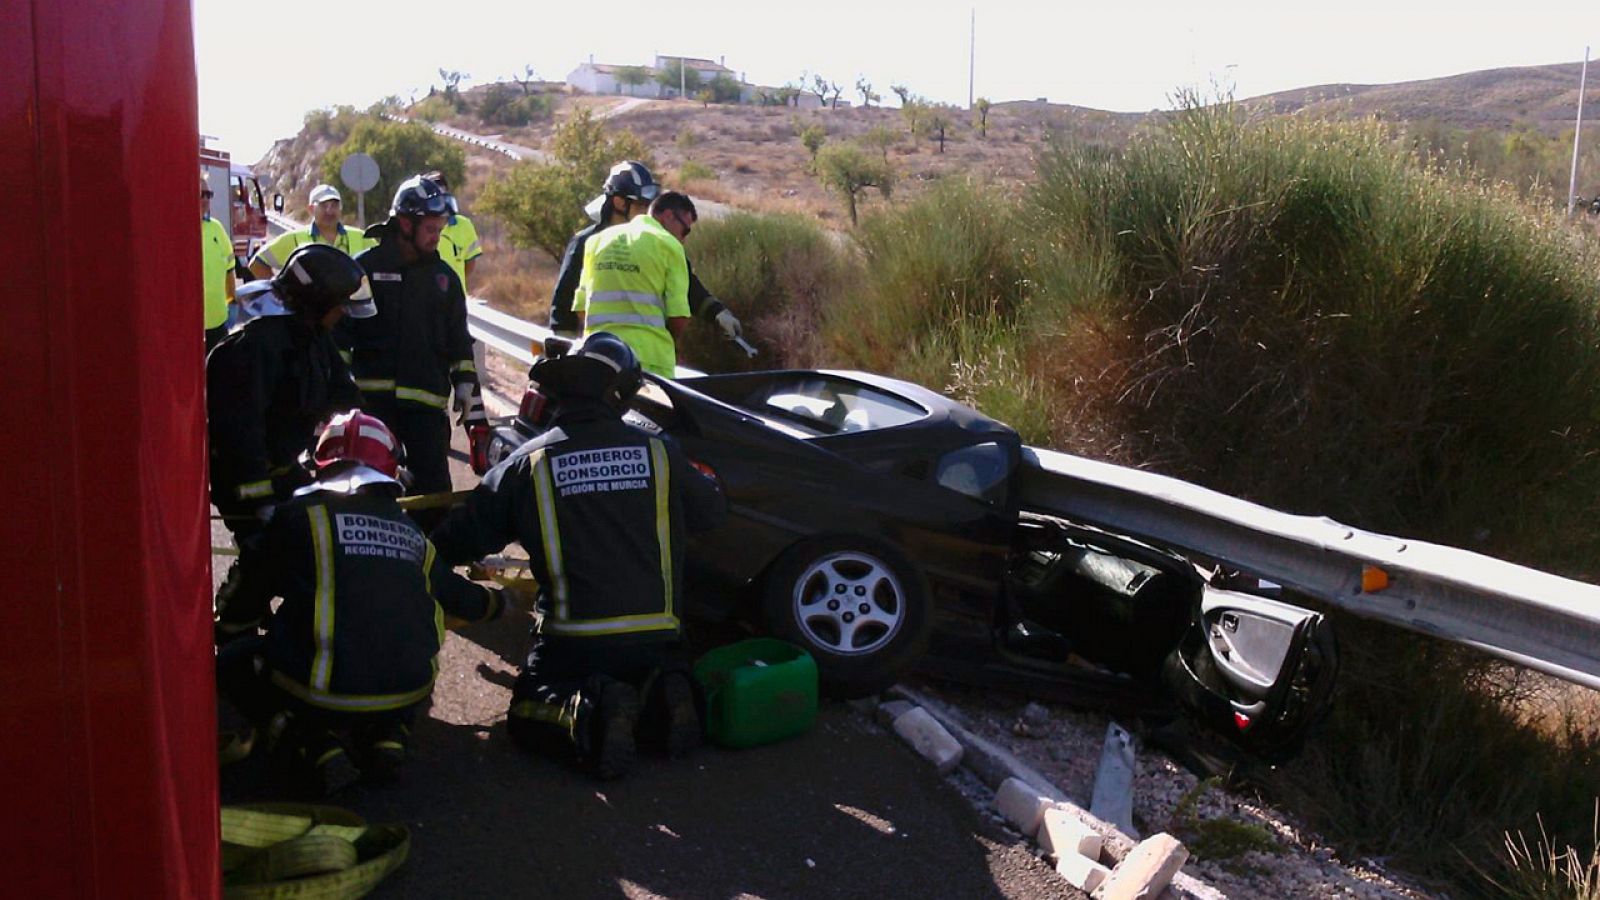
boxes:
[380,112,546,163]
[1018,448,1600,691]
[467,300,549,366]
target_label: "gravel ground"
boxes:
[901,680,1443,900]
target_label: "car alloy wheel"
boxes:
[790,551,905,657]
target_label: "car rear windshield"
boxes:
[759,378,927,435]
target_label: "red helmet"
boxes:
[311,410,403,478]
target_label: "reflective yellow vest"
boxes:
[574,216,689,378]
[250,222,374,272]
[201,216,233,329]
[439,214,483,292]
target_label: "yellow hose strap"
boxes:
[221,804,409,900]
[396,490,473,511]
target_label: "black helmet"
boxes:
[272,244,376,318]
[389,174,456,218]
[529,331,643,410]
[601,161,659,201]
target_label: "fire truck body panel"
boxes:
[4,0,220,896]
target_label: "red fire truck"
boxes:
[201,142,277,263]
[5,0,219,896]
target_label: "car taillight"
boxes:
[519,386,549,425]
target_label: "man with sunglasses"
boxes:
[549,161,742,348]
[336,175,489,520]
[572,191,700,378]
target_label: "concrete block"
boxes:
[1039,806,1104,860]
[1094,832,1189,900]
[1056,851,1111,893]
[995,776,1055,838]
[874,699,914,728]
[1091,721,1138,838]
[891,706,963,775]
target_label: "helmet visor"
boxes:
[344,275,377,319]
[416,191,454,216]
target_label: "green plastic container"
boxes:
[692,638,818,748]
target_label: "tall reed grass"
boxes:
[651,100,1600,896]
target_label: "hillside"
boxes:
[252,59,1600,317]
[1245,61,1595,133]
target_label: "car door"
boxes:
[1160,584,1338,758]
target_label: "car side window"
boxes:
[934,442,1012,504]
[761,378,925,435]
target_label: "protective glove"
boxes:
[468,424,492,476]
[715,308,743,340]
[454,382,487,428]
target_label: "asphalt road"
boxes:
[212,428,1077,899]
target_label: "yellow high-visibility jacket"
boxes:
[250,222,373,272]
[574,216,689,378]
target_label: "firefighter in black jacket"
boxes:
[208,243,372,640]
[431,333,726,778]
[548,160,742,345]
[337,175,490,516]
[216,411,506,795]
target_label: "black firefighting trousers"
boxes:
[506,633,696,765]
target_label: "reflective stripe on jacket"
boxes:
[256,489,500,712]
[429,404,727,645]
[335,239,480,414]
[574,216,690,378]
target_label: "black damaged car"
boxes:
[486,365,1339,759]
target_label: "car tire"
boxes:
[760,536,933,699]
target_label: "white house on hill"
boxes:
[566,54,740,99]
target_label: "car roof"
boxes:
[668,368,1020,449]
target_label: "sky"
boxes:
[197,0,1600,164]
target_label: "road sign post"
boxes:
[339,152,380,228]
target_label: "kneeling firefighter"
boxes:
[208,243,372,641]
[216,411,508,795]
[430,333,726,778]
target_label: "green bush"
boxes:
[674,212,855,372]
[410,94,458,123]
[678,160,717,182]
[478,163,589,262]
[477,83,551,127]
[321,119,464,225]
[478,109,651,262]
[822,178,1028,377]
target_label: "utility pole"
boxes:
[1568,47,1589,216]
[681,56,686,99]
[968,8,975,110]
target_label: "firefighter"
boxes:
[247,183,373,278]
[216,411,507,795]
[430,333,726,778]
[548,160,742,345]
[337,175,490,518]
[201,172,236,351]
[422,170,483,293]
[208,243,373,641]
[572,190,706,378]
